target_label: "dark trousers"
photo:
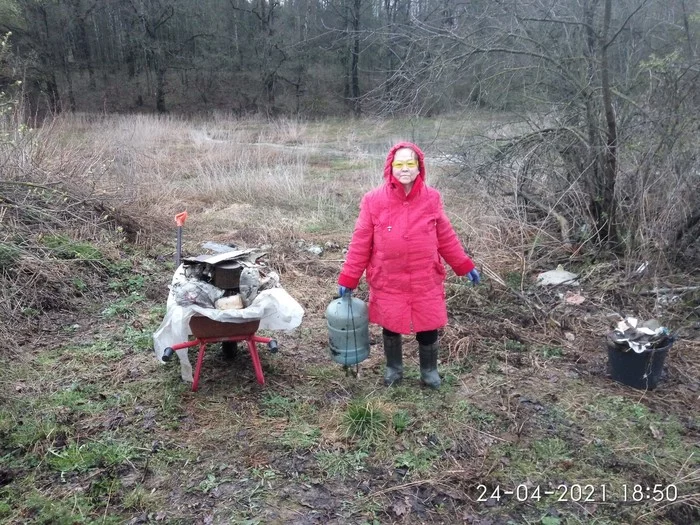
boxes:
[382,327,438,345]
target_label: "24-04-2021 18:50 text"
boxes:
[476,483,678,503]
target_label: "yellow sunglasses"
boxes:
[391,160,419,170]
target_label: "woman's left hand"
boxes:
[467,269,480,285]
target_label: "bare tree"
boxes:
[411,0,699,261]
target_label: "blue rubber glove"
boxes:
[467,268,481,285]
[338,286,352,297]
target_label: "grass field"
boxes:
[0,113,698,524]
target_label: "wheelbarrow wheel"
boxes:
[221,341,239,359]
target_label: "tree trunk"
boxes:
[600,0,619,246]
[72,4,95,89]
[582,0,603,238]
[680,0,696,58]
[351,0,361,116]
[156,66,167,112]
[265,73,275,108]
[46,72,61,115]
[63,55,76,112]
[341,0,352,111]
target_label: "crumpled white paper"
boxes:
[612,317,668,353]
[152,265,304,382]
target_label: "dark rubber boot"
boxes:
[419,342,441,389]
[221,341,238,360]
[383,333,403,386]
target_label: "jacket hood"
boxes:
[383,141,426,184]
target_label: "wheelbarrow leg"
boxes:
[246,338,265,385]
[192,341,207,392]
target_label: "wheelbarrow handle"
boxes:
[162,347,175,361]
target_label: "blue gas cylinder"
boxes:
[325,294,370,366]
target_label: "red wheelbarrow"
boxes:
[161,315,278,391]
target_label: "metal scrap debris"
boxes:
[607,317,672,354]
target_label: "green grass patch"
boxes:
[0,242,21,270]
[537,345,564,358]
[101,292,146,319]
[51,340,125,362]
[46,440,139,473]
[108,273,144,293]
[280,423,321,451]
[105,258,133,277]
[5,413,71,451]
[119,326,154,351]
[455,400,498,430]
[391,410,411,434]
[531,437,572,466]
[504,339,527,352]
[504,271,525,290]
[261,392,299,418]
[71,276,89,293]
[343,398,388,443]
[394,447,439,476]
[149,445,199,469]
[15,489,120,525]
[315,449,368,478]
[573,394,688,454]
[48,385,111,415]
[41,234,103,261]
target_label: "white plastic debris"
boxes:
[170,279,225,308]
[239,267,261,306]
[215,295,244,310]
[202,241,238,253]
[635,261,649,274]
[608,317,671,354]
[536,265,580,286]
[617,317,638,331]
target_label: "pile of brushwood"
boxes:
[0,176,154,344]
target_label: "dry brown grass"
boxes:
[4,112,697,347]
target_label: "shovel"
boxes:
[174,211,188,267]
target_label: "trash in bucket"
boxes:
[606,317,674,390]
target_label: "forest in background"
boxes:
[1,0,699,264]
[0,0,697,117]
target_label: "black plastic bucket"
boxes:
[606,341,672,390]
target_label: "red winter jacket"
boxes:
[338,142,475,334]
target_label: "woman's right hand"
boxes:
[338,286,353,297]
[467,269,481,285]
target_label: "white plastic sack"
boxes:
[536,265,579,286]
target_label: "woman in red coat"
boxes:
[337,142,480,389]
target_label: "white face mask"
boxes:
[392,148,419,192]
